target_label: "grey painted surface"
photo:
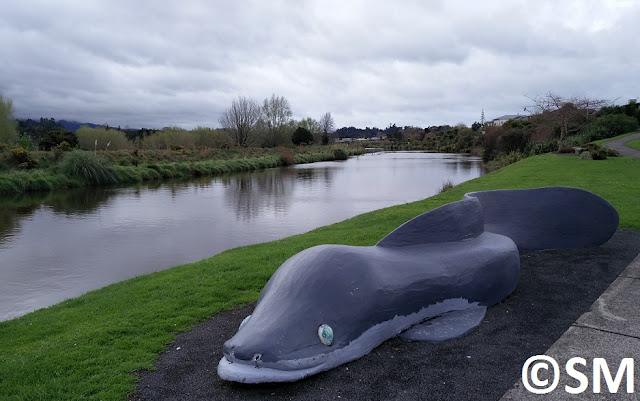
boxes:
[465,187,618,251]
[218,187,619,383]
[399,305,487,342]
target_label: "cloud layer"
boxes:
[1,0,638,129]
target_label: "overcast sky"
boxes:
[1,0,638,130]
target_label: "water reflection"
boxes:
[0,188,116,246]
[0,152,484,321]
[220,166,339,220]
[221,170,294,220]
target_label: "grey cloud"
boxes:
[1,0,639,129]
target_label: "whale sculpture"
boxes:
[218,187,618,383]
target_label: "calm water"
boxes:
[0,152,484,321]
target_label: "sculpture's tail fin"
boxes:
[464,187,619,251]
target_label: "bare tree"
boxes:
[526,92,608,150]
[261,94,293,147]
[319,112,335,145]
[219,96,261,146]
[319,112,335,135]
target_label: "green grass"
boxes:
[58,150,118,185]
[1,154,639,399]
[626,137,640,150]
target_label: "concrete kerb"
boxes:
[500,252,640,400]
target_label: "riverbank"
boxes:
[1,154,639,399]
[0,145,363,196]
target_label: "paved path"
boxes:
[500,249,640,400]
[602,132,640,158]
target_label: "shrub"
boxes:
[581,143,618,160]
[0,176,20,195]
[498,151,525,165]
[292,127,314,145]
[53,141,72,162]
[486,151,525,171]
[39,129,78,151]
[574,126,609,143]
[579,151,593,160]
[591,114,640,138]
[529,140,557,156]
[58,150,117,185]
[332,148,349,160]
[141,127,199,150]
[558,146,575,154]
[439,179,454,193]
[277,147,296,166]
[17,135,35,151]
[56,141,72,151]
[10,145,38,169]
[606,148,622,157]
[591,149,607,160]
[25,172,52,191]
[192,127,230,149]
[76,126,133,151]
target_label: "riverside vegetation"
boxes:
[0,153,639,399]
[0,145,363,196]
[2,92,638,196]
[0,92,352,196]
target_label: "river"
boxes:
[0,152,484,321]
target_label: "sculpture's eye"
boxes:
[239,315,251,331]
[318,324,334,346]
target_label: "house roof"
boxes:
[492,114,527,121]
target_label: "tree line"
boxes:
[0,93,338,151]
[218,94,335,147]
[1,91,638,159]
[481,93,639,163]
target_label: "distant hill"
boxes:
[57,120,102,131]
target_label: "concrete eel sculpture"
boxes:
[218,187,618,383]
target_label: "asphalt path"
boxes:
[602,132,640,158]
[131,230,640,401]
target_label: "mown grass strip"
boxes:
[0,154,639,399]
[626,137,640,150]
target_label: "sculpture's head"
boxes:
[218,244,380,383]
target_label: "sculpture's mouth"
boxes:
[218,299,481,383]
[217,354,325,383]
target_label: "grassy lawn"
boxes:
[626,137,640,150]
[1,153,639,399]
